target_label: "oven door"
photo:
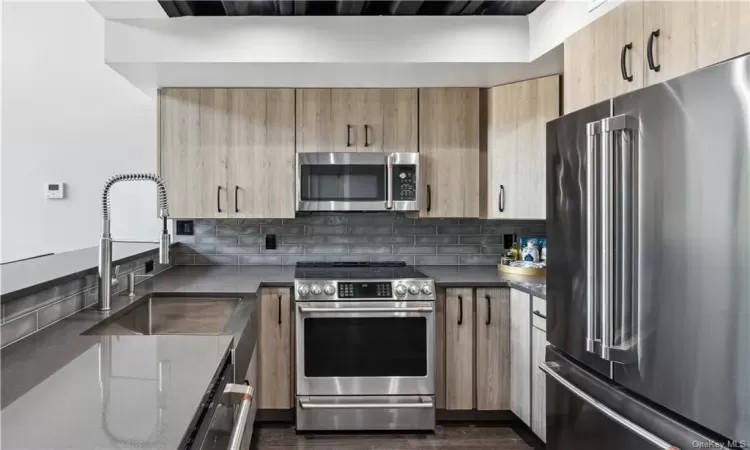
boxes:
[296,152,419,212]
[296,301,435,396]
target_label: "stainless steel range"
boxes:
[294,261,436,431]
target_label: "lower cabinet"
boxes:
[509,288,531,424]
[441,287,511,411]
[257,287,293,410]
[531,326,547,443]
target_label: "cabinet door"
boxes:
[510,288,531,424]
[258,288,293,409]
[475,288,511,411]
[159,88,228,218]
[332,89,367,152]
[643,2,699,86]
[419,88,480,218]
[531,326,547,442]
[228,89,296,219]
[563,23,597,113]
[591,0,645,103]
[296,89,335,153]
[696,0,750,69]
[381,89,418,153]
[444,287,475,410]
[486,76,559,220]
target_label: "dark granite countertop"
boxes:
[1,243,163,301]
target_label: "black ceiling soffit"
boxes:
[158,0,545,17]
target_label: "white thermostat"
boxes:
[45,183,65,199]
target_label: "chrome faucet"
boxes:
[98,173,170,311]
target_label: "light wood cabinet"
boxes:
[159,88,295,219]
[257,287,293,409]
[296,88,417,153]
[643,2,699,86]
[484,76,559,220]
[419,88,480,218]
[696,1,750,69]
[444,287,475,410]
[475,288,511,411]
[531,325,547,443]
[160,88,228,219]
[510,288,531,424]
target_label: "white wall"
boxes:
[1,2,159,263]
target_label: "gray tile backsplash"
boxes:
[1,250,172,349]
[174,214,545,266]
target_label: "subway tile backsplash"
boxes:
[174,214,545,266]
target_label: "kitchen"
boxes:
[1,1,749,449]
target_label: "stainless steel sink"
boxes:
[83,296,243,336]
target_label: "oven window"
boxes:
[304,318,427,377]
[300,165,386,202]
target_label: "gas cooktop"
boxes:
[294,261,429,281]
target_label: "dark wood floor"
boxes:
[251,424,541,449]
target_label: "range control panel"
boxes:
[338,282,392,298]
[294,279,435,301]
[393,165,417,201]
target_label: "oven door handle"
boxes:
[298,400,434,410]
[298,306,434,314]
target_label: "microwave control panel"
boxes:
[393,165,417,201]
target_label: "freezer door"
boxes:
[546,101,612,377]
[612,53,750,442]
[545,348,729,450]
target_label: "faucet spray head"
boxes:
[159,217,170,265]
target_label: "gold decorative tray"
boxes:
[497,263,546,277]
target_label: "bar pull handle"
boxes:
[299,306,434,313]
[222,384,255,450]
[346,124,352,147]
[457,294,463,325]
[364,124,371,147]
[234,186,239,213]
[299,399,434,410]
[585,120,601,355]
[499,185,505,212]
[386,154,394,210]
[485,293,491,326]
[647,29,661,72]
[426,184,432,212]
[541,363,677,449]
[620,42,634,82]
[533,310,547,320]
[278,294,282,325]
[217,186,222,213]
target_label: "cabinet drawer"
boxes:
[532,296,547,331]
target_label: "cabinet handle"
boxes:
[217,186,222,213]
[364,124,371,147]
[533,310,547,320]
[426,184,432,212]
[620,42,634,82]
[457,294,463,325]
[278,294,282,325]
[234,186,239,213]
[485,293,491,325]
[499,185,505,212]
[647,29,661,72]
[346,124,352,147]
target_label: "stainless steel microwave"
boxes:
[296,152,420,212]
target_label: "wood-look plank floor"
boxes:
[252,425,537,449]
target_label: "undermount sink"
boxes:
[83,295,243,336]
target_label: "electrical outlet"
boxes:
[145,260,154,273]
[265,234,277,250]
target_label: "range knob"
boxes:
[408,284,420,295]
[422,284,433,295]
[311,284,323,295]
[324,284,336,296]
[297,284,310,297]
[395,284,407,296]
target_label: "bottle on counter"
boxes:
[510,235,520,260]
[541,241,547,262]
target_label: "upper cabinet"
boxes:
[419,88,480,218]
[483,76,559,220]
[565,0,750,113]
[159,88,296,219]
[564,0,644,113]
[296,89,417,153]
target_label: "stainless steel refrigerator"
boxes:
[545,53,750,449]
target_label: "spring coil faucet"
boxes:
[98,173,170,311]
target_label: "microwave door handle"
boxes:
[586,121,602,355]
[386,154,394,210]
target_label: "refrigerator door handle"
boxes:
[585,120,603,355]
[600,115,639,364]
[541,362,677,450]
